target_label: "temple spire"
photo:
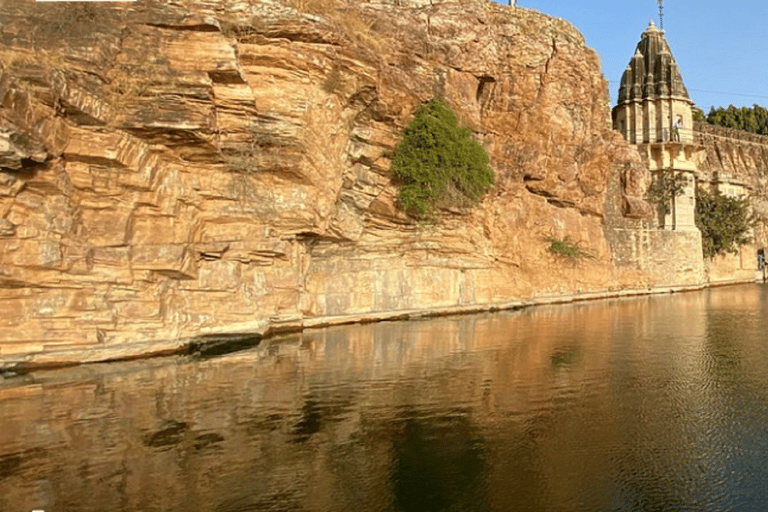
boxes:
[616,22,690,105]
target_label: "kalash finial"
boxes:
[657,0,664,30]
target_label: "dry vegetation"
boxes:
[287,0,386,53]
[26,2,124,48]
[2,3,140,107]
[289,0,339,13]
[222,122,287,174]
[214,0,383,51]
[102,62,178,108]
[0,49,47,71]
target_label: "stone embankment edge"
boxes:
[1,278,759,373]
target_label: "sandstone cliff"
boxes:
[0,0,654,367]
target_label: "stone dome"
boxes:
[617,20,691,104]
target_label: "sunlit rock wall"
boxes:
[694,122,768,283]
[0,0,712,366]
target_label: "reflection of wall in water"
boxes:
[0,291,763,511]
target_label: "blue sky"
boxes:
[490,0,768,113]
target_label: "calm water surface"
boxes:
[3,284,768,511]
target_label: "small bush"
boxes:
[28,3,119,48]
[695,187,754,258]
[392,99,494,219]
[544,236,594,262]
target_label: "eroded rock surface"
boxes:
[0,0,653,365]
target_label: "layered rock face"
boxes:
[693,123,768,282]
[695,122,768,244]
[0,0,652,366]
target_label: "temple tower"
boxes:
[613,21,701,231]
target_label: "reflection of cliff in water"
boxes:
[0,305,609,511]
[2,287,768,510]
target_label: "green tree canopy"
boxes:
[695,187,754,258]
[392,99,494,219]
[705,104,768,135]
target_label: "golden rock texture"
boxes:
[0,0,657,366]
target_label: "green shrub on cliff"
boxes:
[544,236,594,262]
[695,187,754,258]
[392,99,494,219]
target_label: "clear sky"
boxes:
[490,0,768,113]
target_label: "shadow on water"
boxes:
[0,453,23,480]
[291,386,358,443]
[143,420,190,450]
[391,410,488,512]
[701,286,766,396]
[0,448,46,481]
[142,420,225,457]
[549,345,580,371]
[187,334,263,359]
[291,398,323,443]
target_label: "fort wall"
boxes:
[693,123,768,284]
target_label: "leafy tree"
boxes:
[695,187,754,258]
[707,106,721,126]
[745,109,759,133]
[724,105,738,129]
[392,99,494,219]
[705,104,768,135]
